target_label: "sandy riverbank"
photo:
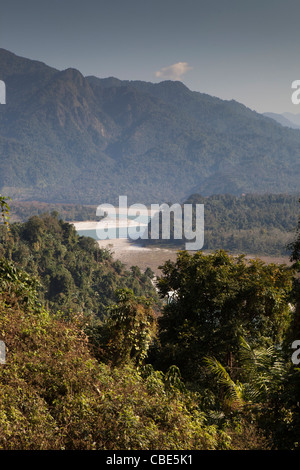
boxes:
[72,222,291,276]
[96,238,180,275]
[71,220,180,275]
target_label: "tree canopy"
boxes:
[0,199,300,449]
[153,250,294,385]
[0,212,158,319]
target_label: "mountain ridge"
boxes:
[0,48,299,205]
[263,112,300,130]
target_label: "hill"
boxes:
[0,48,300,204]
[0,212,158,318]
[263,112,300,130]
[143,193,300,256]
[0,254,223,450]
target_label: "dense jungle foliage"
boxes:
[0,212,158,318]
[144,193,299,256]
[0,195,299,450]
[8,193,300,257]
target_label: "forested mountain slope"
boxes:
[0,212,158,317]
[0,49,300,204]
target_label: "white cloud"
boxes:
[155,62,193,81]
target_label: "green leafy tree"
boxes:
[155,250,294,385]
[98,288,157,367]
[205,337,287,412]
[0,265,226,450]
[204,336,291,449]
[0,194,10,227]
[277,201,300,450]
[287,200,300,339]
[289,199,300,265]
[0,257,40,309]
[0,213,158,318]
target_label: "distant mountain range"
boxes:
[0,48,300,205]
[263,112,300,130]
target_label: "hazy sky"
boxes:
[1,0,300,113]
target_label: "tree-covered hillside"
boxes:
[0,196,300,450]
[0,212,158,318]
[5,193,299,257]
[1,48,300,205]
[144,193,300,256]
[0,258,226,450]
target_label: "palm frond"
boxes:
[204,356,245,409]
[205,336,287,409]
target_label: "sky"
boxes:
[1,0,300,114]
